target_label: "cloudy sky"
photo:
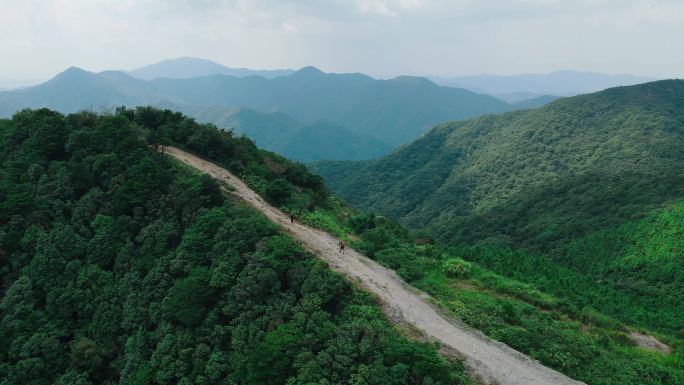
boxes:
[1,0,682,87]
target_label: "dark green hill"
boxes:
[313,79,684,339]
[314,80,684,248]
[0,108,469,385]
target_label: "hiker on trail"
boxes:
[290,213,295,223]
[339,240,346,253]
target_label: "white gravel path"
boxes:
[164,146,586,385]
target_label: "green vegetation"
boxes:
[0,108,472,385]
[315,80,684,249]
[313,80,684,333]
[4,82,683,385]
[311,81,684,383]
[297,210,684,385]
[455,202,684,338]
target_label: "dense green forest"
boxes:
[313,80,684,249]
[309,81,684,383]
[2,105,683,385]
[295,207,684,385]
[0,108,472,385]
[313,80,684,334]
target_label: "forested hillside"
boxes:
[315,80,684,248]
[2,107,682,385]
[313,80,684,338]
[0,108,470,385]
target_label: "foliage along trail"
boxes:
[163,146,585,385]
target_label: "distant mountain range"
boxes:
[127,57,294,80]
[0,60,659,161]
[432,70,657,97]
[0,65,514,153]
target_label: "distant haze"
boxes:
[1,0,683,88]
[432,71,658,97]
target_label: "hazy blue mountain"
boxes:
[128,57,294,80]
[147,68,514,145]
[0,66,515,147]
[491,91,550,103]
[513,94,562,109]
[433,70,657,96]
[167,105,392,162]
[0,67,170,116]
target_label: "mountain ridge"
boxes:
[127,56,294,80]
[0,66,515,148]
[313,79,684,246]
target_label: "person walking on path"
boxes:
[339,240,346,253]
[290,213,295,223]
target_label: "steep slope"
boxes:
[165,146,585,385]
[0,66,515,147]
[313,79,684,338]
[315,80,684,248]
[168,146,684,385]
[128,57,294,79]
[0,108,471,385]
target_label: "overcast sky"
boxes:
[1,0,683,87]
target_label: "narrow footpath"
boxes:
[163,146,585,385]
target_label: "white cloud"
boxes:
[0,0,681,86]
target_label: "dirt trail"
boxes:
[164,146,585,385]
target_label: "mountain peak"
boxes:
[293,66,324,76]
[128,57,294,80]
[388,75,436,86]
[51,66,92,82]
[58,66,89,76]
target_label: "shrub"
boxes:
[265,178,293,206]
[162,268,217,326]
[442,258,472,279]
